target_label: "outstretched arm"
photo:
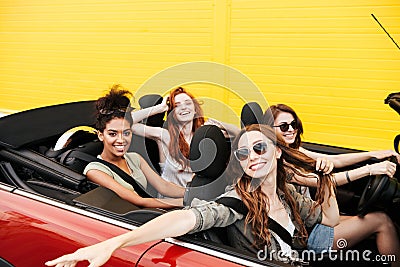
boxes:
[205,118,240,138]
[131,96,168,124]
[139,155,185,198]
[333,160,397,186]
[45,209,197,267]
[293,159,397,187]
[220,121,240,137]
[86,169,182,208]
[130,97,169,141]
[300,147,400,169]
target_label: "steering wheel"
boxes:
[357,156,400,216]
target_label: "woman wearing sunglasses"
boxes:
[264,104,399,188]
[46,125,399,267]
[263,103,400,261]
[46,125,339,267]
[47,124,344,266]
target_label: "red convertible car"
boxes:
[0,94,399,266]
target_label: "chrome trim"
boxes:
[0,182,14,192]
[165,238,267,267]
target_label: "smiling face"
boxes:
[274,112,298,146]
[236,130,280,180]
[173,93,196,123]
[98,117,132,159]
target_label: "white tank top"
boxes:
[271,215,295,258]
[161,155,193,187]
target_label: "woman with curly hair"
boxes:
[84,85,185,209]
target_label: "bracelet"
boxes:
[345,171,351,183]
[366,164,372,176]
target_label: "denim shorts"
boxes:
[307,224,334,253]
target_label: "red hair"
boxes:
[166,87,205,170]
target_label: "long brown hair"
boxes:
[262,104,304,149]
[166,87,205,169]
[230,124,334,248]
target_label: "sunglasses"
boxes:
[273,120,297,132]
[99,107,134,115]
[234,142,268,161]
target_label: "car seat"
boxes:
[184,125,231,206]
[44,127,102,174]
[184,125,232,245]
[138,94,165,127]
[240,101,263,128]
[129,94,165,175]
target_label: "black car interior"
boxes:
[184,125,232,205]
[240,101,264,128]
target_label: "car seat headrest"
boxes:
[241,102,263,128]
[44,126,101,173]
[45,126,98,159]
[189,125,229,179]
[53,126,98,152]
[138,94,164,127]
[139,94,163,108]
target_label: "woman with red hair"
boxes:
[131,87,239,188]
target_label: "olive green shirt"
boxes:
[83,152,147,192]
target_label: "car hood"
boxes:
[0,101,96,149]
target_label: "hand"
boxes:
[45,242,114,267]
[370,150,400,163]
[159,96,169,113]
[369,160,397,177]
[205,118,223,128]
[315,158,334,174]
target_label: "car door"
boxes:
[0,186,159,267]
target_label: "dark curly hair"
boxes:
[95,84,134,132]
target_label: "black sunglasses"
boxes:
[99,107,134,115]
[234,142,268,161]
[273,120,297,132]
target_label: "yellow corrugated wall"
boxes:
[0,0,217,108]
[1,0,399,151]
[228,0,400,150]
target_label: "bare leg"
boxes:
[332,212,399,266]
